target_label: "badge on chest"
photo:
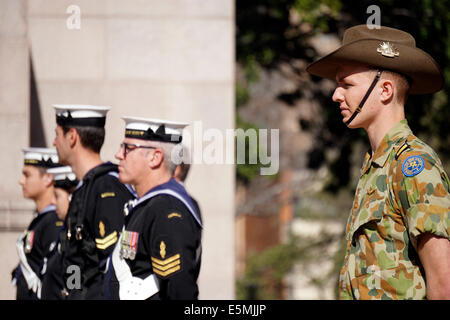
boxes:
[120,230,139,260]
[24,230,35,253]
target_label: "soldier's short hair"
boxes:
[379,69,411,104]
[62,125,105,154]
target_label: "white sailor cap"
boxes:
[22,147,60,168]
[122,116,188,144]
[53,104,110,128]
[47,166,78,190]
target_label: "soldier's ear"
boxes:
[66,127,78,148]
[148,149,164,169]
[380,79,394,104]
[44,173,53,187]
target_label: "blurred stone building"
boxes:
[0,0,234,299]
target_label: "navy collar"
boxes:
[74,161,114,191]
[128,178,202,228]
[37,204,56,216]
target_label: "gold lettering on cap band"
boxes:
[125,130,145,136]
[24,159,39,164]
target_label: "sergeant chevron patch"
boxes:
[95,230,118,250]
[151,254,181,277]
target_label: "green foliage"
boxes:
[236,239,300,300]
[236,1,450,298]
[236,82,250,108]
[242,55,260,83]
[235,114,263,184]
[236,232,342,299]
[237,0,450,191]
[292,0,342,31]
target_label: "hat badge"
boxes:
[377,41,399,58]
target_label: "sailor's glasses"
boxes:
[119,142,156,158]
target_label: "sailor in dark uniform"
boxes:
[52,105,136,299]
[40,166,78,299]
[173,145,203,225]
[12,148,63,300]
[106,117,202,300]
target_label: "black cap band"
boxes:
[24,158,62,169]
[125,125,182,144]
[56,112,106,128]
[54,178,79,191]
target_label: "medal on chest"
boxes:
[120,230,139,260]
[24,230,35,253]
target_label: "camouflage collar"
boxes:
[362,120,412,174]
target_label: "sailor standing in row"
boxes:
[40,166,78,299]
[12,148,63,300]
[52,105,135,299]
[107,117,202,300]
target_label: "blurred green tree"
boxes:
[236,0,450,299]
[237,0,450,189]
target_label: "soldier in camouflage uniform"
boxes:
[307,25,450,299]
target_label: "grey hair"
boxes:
[151,141,182,175]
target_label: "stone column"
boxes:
[0,0,33,299]
[14,0,234,299]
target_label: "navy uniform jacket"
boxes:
[61,162,135,299]
[40,226,65,300]
[12,205,61,300]
[107,178,202,300]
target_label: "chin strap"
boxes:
[345,70,383,126]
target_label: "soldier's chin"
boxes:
[55,151,68,165]
[343,117,360,129]
[118,172,132,184]
[21,189,29,198]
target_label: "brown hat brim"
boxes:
[306,39,443,94]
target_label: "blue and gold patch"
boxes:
[402,155,425,177]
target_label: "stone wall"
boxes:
[0,0,235,299]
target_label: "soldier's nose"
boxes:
[332,87,344,103]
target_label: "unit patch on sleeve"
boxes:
[402,155,425,177]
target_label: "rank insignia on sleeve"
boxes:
[99,221,106,237]
[160,241,166,259]
[168,212,182,219]
[151,254,181,277]
[402,155,425,177]
[95,231,118,250]
[101,192,115,198]
[395,141,409,160]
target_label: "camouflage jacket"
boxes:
[339,120,450,300]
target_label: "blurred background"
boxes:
[0,0,448,300]
[235,0,449,299]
